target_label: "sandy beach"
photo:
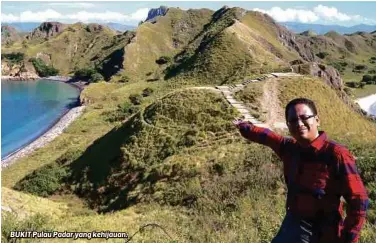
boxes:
[1,106,86,168]
[355,94,376,116]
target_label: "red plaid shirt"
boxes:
[238,123,369,243]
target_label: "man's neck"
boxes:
[298,131,320,147]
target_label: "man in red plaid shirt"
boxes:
[233,98,369,243]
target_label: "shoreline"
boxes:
[1,105,86,168]
[355,94,376,116]
[1,75,88,168]
[1,75,87,91]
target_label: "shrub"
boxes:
[1,52,25,64]
[345,81,361,88]
[29,58,59,77]
[105,102,140,122]
[14,163,69,197]
[74,68,96,81]
[362,75,373,82]
[156,56,171,65]
[142,87,154,97]
[2,213,52,242]
[118,74,130,83]
[316,52,329,59]
[129,94,143,105]
[89,73,104,83]
[343,87,353,96]
[353,64,368,72]
[56,148,83,165]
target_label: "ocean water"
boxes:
[1,80,80,159]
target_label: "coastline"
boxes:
[355,94,376,116]
[1,75,87,168]
[1,105,86,168]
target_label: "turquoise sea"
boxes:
[1,80,80,159]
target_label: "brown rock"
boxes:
[27,22,66,40]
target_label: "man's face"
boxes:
[287,104,320,144]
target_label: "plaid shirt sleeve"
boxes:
[238,122,286,157]
[336,147,369,243]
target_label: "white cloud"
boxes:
[1,9,62,22]
[253,5,375,24]
[47,3,96,9]
[1,8,150,23]
[253,7,318,23]
[1,13,19,22]
[313,5,351,21]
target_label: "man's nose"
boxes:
[297,119,305,126]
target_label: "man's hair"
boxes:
[285,98,318,120]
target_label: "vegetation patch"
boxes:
[30,57,59,77]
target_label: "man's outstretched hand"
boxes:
[232,119,252,129]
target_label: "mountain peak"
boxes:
[27,22,66,40]
[300,30,317,37]
[145,6,169,22]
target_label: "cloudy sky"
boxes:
[1,1,376,26]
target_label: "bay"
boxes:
[1,79,80,159]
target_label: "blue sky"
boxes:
[1,1,376,26]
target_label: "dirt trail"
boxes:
[261,78,287,129]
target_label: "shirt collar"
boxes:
[301,131,328,152]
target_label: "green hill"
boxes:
[2,7,376,85]
[2,6,376,243]
[3,76,376,242]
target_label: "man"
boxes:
[233,98,368,243]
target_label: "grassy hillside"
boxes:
[296,31,376,84]
[2,76,376,242]
[165,7,294,85]
[2,7,375,89]
[122,7,213,81]
[2,23,123,76]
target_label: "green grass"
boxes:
[235,81,267,121]
[352,84,376,98]
[2,7,376,242]
[2,75,376,242]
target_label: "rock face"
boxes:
[26,22,66,40]
[85,23,104,32]
[1,25,22,45]
[145,6,169,22]
[292,62,363,114]
[1,60,39,80]
[292,62,343,90]
[250,12,316,62]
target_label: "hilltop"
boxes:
[2,7,376,86]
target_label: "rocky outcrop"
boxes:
[85,24,104,33]
[292,62,363,114]
[36,52,52,65]
[292,62,343,90]
[1,25,22,46]
[145,6,169,22]
[26,22,66,40]
[1,60,39,80]
[248,11,316,62]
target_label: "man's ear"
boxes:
[315,115,320,127]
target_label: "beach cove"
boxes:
[1,78,84,166]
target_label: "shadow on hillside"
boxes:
[66,114,186,213]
